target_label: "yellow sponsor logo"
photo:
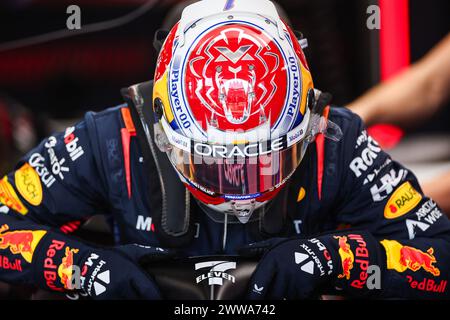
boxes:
[334,235,354,280]
[384,182,422,219]
[297,187,306,203]
[0,224,47,263]
[0,177,28,215]
[15,163,43,206]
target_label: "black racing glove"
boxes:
[34,232,172,300]
[75,244,171,299]
[241,232,382,300]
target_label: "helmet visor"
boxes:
[167,138,309,197]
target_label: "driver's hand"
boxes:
[241,238,335,299]
[78,244,172,300]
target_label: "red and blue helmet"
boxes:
[153,0,315,222]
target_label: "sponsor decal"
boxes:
[81,253,110,296]
[0,224,46,263]
[14,163,43,206]
[381,240,440,276]
[293,219,302,235]
[287,127,305,146]
[363,158,392,185]
[294,251,315,275]
[0,205,9,214]
[415,200,443,223]
[43,239,66,291]
[370,169,406,202]
[223,193,261,201]
[136,215,154,232]
[406,200,443,239]
[335,234,370,289]
[286,56,301,121]
[354,130,369,149]
[347,234,370,289]
[297,187,306,203]
[349,136,381,177]
[406,275,447,293]
[188,180,216,196]
[45,137,70,180]
[405,219,430,240]
[0,255,22,272]
[335,235,354,280]
[58,247,79,289]
[252,284,264,295]
[192,137,284,158]
[64,127,85,162]
[384,182,422,219]
[29,153,56,188]
[195,261,236,286]
[0,177,28,215]
[295,241,332,277]
[169,68,192,130]
[309,238,333,275]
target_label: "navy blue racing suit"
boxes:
[0,104,449,298]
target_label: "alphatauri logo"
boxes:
[195,261,236,286]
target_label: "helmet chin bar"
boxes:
[209,198,267,224]
[231,200,256,224]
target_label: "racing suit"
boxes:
[0,103,449,299]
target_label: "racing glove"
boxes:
[37,238,172,300]
[0,215,170,300]
[66,244,171,300]
[241,232,383,300]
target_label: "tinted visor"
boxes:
[167,139,309,196]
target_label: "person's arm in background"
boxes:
[348,33,450,214]
[421,171,450,214]
[348,33,450,128]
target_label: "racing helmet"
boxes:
[152,0,338,223]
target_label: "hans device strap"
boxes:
[121,81,195,248]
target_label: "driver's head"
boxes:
[152,0,314,223]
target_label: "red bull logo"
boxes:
[334,236,355,280]
[381,240,440,276]
[0,255,23,272]
[0,177,28,215]
[0,224,47,263]
[58,247,79,289]
[407,275,447,293]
